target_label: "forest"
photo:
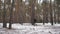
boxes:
[0,0,60,28]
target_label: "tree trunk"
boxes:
[50,0,53,25]
[0,0,1,22]
[43,0,48,25]
[9,0,14,29]
[29,0,36,25]
[3,0,7,28]
[54,0,56,24]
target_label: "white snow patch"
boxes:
[54,24,60,26]
[45,23,51,26]
[35,23,43,26]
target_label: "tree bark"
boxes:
[54,0,56,24]
[3,0,7,28]
[29,0,36,25]
[9,0,14,29]
[50,0,53,25]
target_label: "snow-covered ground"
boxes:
[0,23,60,34]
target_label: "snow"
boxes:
[0,23,60,34]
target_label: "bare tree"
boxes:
[3,0,7,28]
[9,0,14,29]
[56,0,60,23]
[42,0,48,25]
[50,0,53,25]
[54,0,56,24]
[0,0,1,22]
[29,0,36,25]
[15,0,20,23]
